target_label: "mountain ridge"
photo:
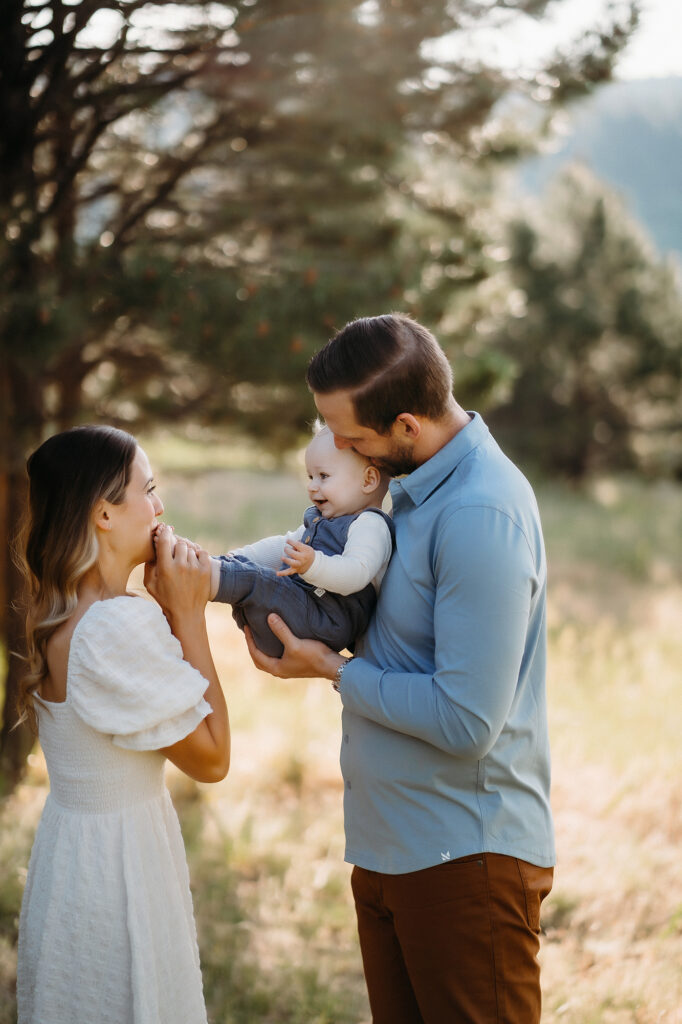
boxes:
[516,76,682,258]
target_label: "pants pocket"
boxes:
[517,859,554,933]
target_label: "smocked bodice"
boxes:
[36,699,165,814]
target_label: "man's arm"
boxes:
[247,506,538,761]
[338,506,537,757]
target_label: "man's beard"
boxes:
[369,442,418,477]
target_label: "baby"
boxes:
[209,425,394,657]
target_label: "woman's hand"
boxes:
[244,614,345,680]
[151,525,203,558]
[144,524,211,623]
[146,526,230,783]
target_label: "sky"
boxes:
[75,0,681,80]
[615,0,682,77]
[437,0,682,80]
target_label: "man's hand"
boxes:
[244,614,345,680]
[277,539,315,577]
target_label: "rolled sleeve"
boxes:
[231,526,304,570]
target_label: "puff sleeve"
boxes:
[68,596,212,751]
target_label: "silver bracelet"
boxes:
[331,657,351,693]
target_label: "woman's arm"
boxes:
[145,526,230,782]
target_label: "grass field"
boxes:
[1,445,681,1023]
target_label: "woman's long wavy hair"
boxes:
[17,425,137,731]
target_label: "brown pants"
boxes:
[351,853,553,1024]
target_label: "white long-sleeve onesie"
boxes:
[232,511,393,596]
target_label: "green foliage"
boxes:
[0,0,639,784]
[481,167,682,478]
[1,0,636,443]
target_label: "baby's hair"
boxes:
[306,417,390,500]
[308,421,373,464]
[305,419,385,487]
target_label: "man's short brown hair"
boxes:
[306,313,453,433]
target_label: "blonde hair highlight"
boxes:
[17,426,136,732]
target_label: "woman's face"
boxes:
[110,447,164,565]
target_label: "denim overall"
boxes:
[215,506,395,658]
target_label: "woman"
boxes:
[16,424,230,1024]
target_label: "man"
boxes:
[246,313,555,1024]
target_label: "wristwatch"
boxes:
[331,657,352,693]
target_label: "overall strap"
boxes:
[361,507,396,547]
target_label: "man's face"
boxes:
[313,390,418,476]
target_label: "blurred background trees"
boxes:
[3,0,679,787]
[479,167,682,477]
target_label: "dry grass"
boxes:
[541,581,682,1024]
[1,467,681,1023]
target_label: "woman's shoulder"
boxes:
[72,595,169,653]
[82,593,163,624]
[44,615,78,702]
[64,595,210,745]
[46,614,78,662]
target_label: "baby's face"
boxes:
[305,430,374,519]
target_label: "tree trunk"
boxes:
[0,359,40,793]
[0,464,34,794]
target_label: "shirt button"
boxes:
[346,780,352,790]
[344,734,349,743]
[313,516,320,523]
[305,535,311,542]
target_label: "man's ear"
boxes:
[362,464,382,493]
[392,413,421,440]
[93,500,112,532]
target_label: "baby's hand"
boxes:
[277,540,315,577]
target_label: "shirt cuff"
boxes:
[301,551,323,587]
[336,655,384,708]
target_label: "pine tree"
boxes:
[0,0,637,786]
[484,166,682,477]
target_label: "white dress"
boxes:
[17,596,213,1024]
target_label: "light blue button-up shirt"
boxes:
[339,413,555,873]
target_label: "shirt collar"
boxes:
[389,412,489,507]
